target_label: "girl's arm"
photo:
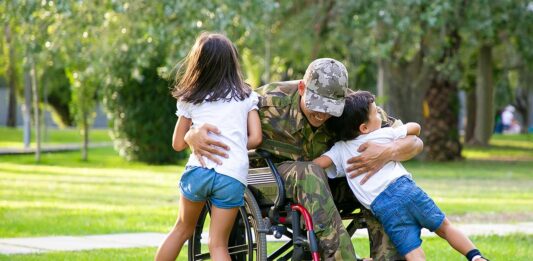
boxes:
[247,110,262,149]
[172,116,192,151]
[312,155,333,169]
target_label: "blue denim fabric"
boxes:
[370,176,445,256]
[179,166,245,209]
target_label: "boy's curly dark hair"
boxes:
[326,91,375,144]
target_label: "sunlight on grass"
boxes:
[1,234,531,261]
[462,134,533,161]
[0,127,112,148]
[0,133,531,252]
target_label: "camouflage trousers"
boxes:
[278,161,405,261]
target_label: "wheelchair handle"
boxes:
[249,149,286,210]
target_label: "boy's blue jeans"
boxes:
[370,176,445,256]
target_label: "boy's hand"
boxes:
[184,123,229,166]
[346,141,392,184]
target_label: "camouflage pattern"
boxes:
[255,82,405,260]
[303,58,348,117]
[277,162,356,261]
[256,81,331,161]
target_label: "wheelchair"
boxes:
[188,149,371,261]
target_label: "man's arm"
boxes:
[346,134,423,184]
[183,124,230,166]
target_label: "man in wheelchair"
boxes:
[185,58,423,260]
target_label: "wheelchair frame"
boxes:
[187,149,370,261]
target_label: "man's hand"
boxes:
[346,141,392,184]
[184,123,230,166]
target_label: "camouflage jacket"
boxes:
[255,81,399,163]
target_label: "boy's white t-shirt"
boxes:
[323,126,411,209]
[176,91,259,186]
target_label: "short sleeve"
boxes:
[175,100,192,118]
[390,125,408,140]
[248,91,259,111]
[323,144,346,179]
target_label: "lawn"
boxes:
[0,131,532,260]
[0,127,111,148]
[1,235,532,260]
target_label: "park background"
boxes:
[1,0,532,260]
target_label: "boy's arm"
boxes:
[405,122,421,136]
[247,110,262,149]
[172,116,192,152]
[312,155,333,169]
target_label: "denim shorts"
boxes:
[370,176,445,256]
[179,166,245,209]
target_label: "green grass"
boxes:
[0,131,532,259]
[1,234,531,260]
[1,145,531,238]
[462,133,533,160]
[0,147,185,237]
[352,234,533,260]
[0,127,112,148]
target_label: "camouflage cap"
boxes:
[303,58,348,117]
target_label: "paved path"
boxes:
[1,223,532,255]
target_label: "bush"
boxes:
[102,48,186,164]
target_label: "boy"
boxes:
[313,91,488,261]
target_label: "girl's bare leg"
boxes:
[208,206,239,261]
[155,196,205,261]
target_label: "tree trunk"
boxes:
[472,45,494,145]
[465,88,476,142]
[383,51,429,124]
[423,16,464,161]
[4,24,18,127]
[310,0,334,59]
[377,59,386,99]
[23,67,32,149]
[518,68,533,133]
[30,58,41,162]
[423,73,462,161]
[528,88,533,133]
[82,111,88,161]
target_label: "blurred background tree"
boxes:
[2,0,532,163]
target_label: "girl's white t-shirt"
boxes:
[176,91,259,186]
[323,126,411,209]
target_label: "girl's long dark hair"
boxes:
[326,91,375,146]
[172,32,250,104]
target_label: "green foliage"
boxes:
[3,0,533,162]
[40,65,73,127]
[102,52,181,163]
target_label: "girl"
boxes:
[155,32,262,261]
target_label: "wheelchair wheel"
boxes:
[188,188,267,260]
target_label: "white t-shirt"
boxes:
[323,126,411,208]
[501,110,513,125]
[176,91,259,186]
